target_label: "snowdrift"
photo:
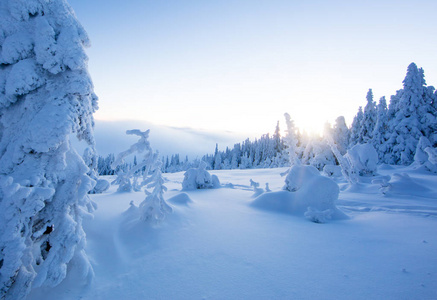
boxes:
[251,165,347,222]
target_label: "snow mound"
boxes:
[91,179,110,194]
[252,165,347,221]
[345,143,378,176]
[168,192,193,206]
[182,161,220,190]
[283,164,320,192]
[323,164,342,177]
[380,173,436,198]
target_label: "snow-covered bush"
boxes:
[182,161,220,190]
[0,1,97,298]
[252,165,346,222]
[413,137,437,173]
[345,144,378,176]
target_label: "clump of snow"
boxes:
[252,165,347,221]
[283,164,320,192]
[250,179,264,197]
[323,164,342,177]
[92,179,110,194]
[345,143,378,176]
[304,207,333,223]
[182,161,220,190]
[167,193,193,206]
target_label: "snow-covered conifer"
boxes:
[283,113,300,165]
[386,63,437,165]
[349,107,364,146]
[331,116,349,155]
[360,89,377,143]
[372,96,389,162]
[139,161,172,224]
[0,1,97,298]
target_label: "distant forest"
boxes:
[97,63,437,175]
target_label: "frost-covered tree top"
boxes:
[332,116,349,155]
[349,106,364,146]
[0,0,98,173]
[361,89,377,143]
[387,63,437,164]
[284,113,300,165]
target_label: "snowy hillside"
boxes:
[28,166,437,300]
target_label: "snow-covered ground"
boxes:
[28,166,437,300]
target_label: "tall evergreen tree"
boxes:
[349,106,364,146]
[372,96,389,162]
[360,89,377,143]
[385,63,437,165]
[331,116,349,155]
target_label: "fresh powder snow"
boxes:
[26,165,437,300]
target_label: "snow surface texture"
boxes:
[25,166,437,300]
[182,161,221,190]
[0,1,97,299]
[252,165,347,222]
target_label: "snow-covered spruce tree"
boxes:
[283,113,300,165]
[360,89,377,143]
[0,1,97,298]
[331,116,349,155]
[139,160,172,224]
[385,63,437,165]
[372,96,389,162]
[349,106,364,146]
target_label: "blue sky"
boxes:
[69,0,437,137]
